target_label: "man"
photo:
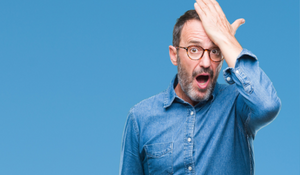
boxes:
[119,0,281,174]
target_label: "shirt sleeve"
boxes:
[223,49,281,138]
[119,110,144,175]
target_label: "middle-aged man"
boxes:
[119,0,281,174]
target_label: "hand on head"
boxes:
[194,0,244,68]
[194,0,245,46]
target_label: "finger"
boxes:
[203,0,219,14]
[209,0,231,31]
[210,0,226,18]
[202,0,215,11]
[196,0,209,16]
[203,0,226,24]
[231,18,245,35]
[202,0,220,18]
[194,2,206,17]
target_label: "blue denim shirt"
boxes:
[119,49,281,175]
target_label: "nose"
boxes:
[198,50,211,68]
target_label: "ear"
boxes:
[169,45,178,66]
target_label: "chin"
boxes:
[188,87,212,103]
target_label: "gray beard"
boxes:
[177,56,222,103]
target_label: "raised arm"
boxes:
[194,0,281,136]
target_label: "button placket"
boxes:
[184,109,195,174]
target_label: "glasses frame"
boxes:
[176,45,224,62]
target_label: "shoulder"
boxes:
[129,90,166,119]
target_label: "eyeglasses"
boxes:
[176,45,224,62]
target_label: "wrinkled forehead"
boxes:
[180,19,215,47]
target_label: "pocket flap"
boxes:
[144,142,173,158]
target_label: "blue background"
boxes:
[0,0,298,174]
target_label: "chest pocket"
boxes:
[144,142,173,175]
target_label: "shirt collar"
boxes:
[163,75,177,108]
[163,74,220,108]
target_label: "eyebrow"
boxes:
[188,40,217,47]
[189,40,201,44]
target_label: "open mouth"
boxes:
[196,74,210,88]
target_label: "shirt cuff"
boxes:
[223,48,257,85]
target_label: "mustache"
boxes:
[192,68,214,78]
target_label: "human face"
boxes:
[173,19,223,104]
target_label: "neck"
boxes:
[174,83,198,106]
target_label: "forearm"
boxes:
[223,49,281,135]
[218,35,243,68]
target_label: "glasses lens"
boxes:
[210,48,223,61]
[188,46,203,60]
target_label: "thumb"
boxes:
[231,18,245,35]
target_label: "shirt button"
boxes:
[188,166,192,171]
[187,137,192,142]
[226,77,231,81]
[190,111,194,115]
[236,70,239,74]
